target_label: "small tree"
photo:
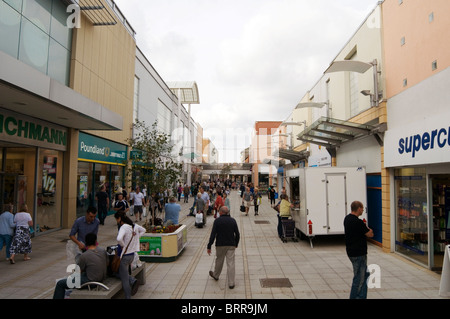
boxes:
[126,120,182,225]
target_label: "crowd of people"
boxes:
[0,178,373,299]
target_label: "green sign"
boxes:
[138,236,162,256]
[0,110,67,151]
[78,132,127,165]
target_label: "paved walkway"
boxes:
[0,190,447,299]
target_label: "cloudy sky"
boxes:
[115,0,379,162]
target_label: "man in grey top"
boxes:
[242,187,253,216]
[53,233,108,299]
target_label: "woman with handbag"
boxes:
[114,211,146,298]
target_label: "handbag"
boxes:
[111,227,135,273]
[240,204,245,212]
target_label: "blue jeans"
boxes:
[349,255,369,299]
[53,273,90,299]
[0,234,13,259]
[117,253,137,299]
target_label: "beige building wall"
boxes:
[63,2,136,227]
[383,0,450,99]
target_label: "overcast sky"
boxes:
[114,0,380,163]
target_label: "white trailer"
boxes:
[284,166,367,248]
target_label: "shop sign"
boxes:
[78,132,127,165]
[385,123,450,167]
[0,109,67,151]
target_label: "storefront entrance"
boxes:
[430,174,450,271]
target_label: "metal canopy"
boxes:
[167,81,200,104]
[277,148,310,163]
[270,148,310,163]
[324,60,373,74]
[76,0,118,26]
[297,117,377,149]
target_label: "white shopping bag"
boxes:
[66,240,82,263]
[129,205,134,216]
[143,206,147,217]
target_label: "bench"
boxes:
[69,263,146,299]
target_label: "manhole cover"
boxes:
[254,220,270,224]
[260,278,292,288]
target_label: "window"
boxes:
[0,0,72,85]
[432,60,438,71]
[157,100,171,135]
[429,12,434,23]
[400,36,405,46]
[403,78,408,87]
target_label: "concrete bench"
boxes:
[69,263,146,299]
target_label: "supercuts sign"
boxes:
[385,122,450,167]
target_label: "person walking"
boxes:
[207,206,240,289]
[344,200,374,299]
[95,184,109,225]
[9,204,33,264]
[241,187,253,216]
[0,204,16,261]
[253,187,262,216]
[132,185,146,222]
[115,211,146,299]
[53,232,108,299]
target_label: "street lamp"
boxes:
[324,59,382,107]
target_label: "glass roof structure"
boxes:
[297,117,377,149]
[167,81,200,104]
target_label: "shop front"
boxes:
[76,132,128,218]
[384,70,450,270]
[0,108,66,235]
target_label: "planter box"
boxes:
[138,224,187,262]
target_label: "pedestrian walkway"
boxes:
[0,190,446,299]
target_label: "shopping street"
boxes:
[0,190,446,300]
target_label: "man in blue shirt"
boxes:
[164,197,181,225]
[69,207,99,262]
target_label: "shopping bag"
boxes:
[130,205,134,216]
[240,205,245,212]
[143,206,147,217]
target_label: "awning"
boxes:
[167,81,200,104]
[69,0,117,26]
[274,148,310,163]
[297,116,381,149]
[0,50,122,131]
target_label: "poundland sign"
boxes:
[0,109,67,151]
[78,132,127,166]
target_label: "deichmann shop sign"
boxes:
[0,109,67,151]
[78,132,127,165]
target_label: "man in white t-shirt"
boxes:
[133,186,146,222]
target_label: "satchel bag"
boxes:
[111,227,135,273]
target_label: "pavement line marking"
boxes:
[171,218,211,299]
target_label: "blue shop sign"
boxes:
[78,132,127,165]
